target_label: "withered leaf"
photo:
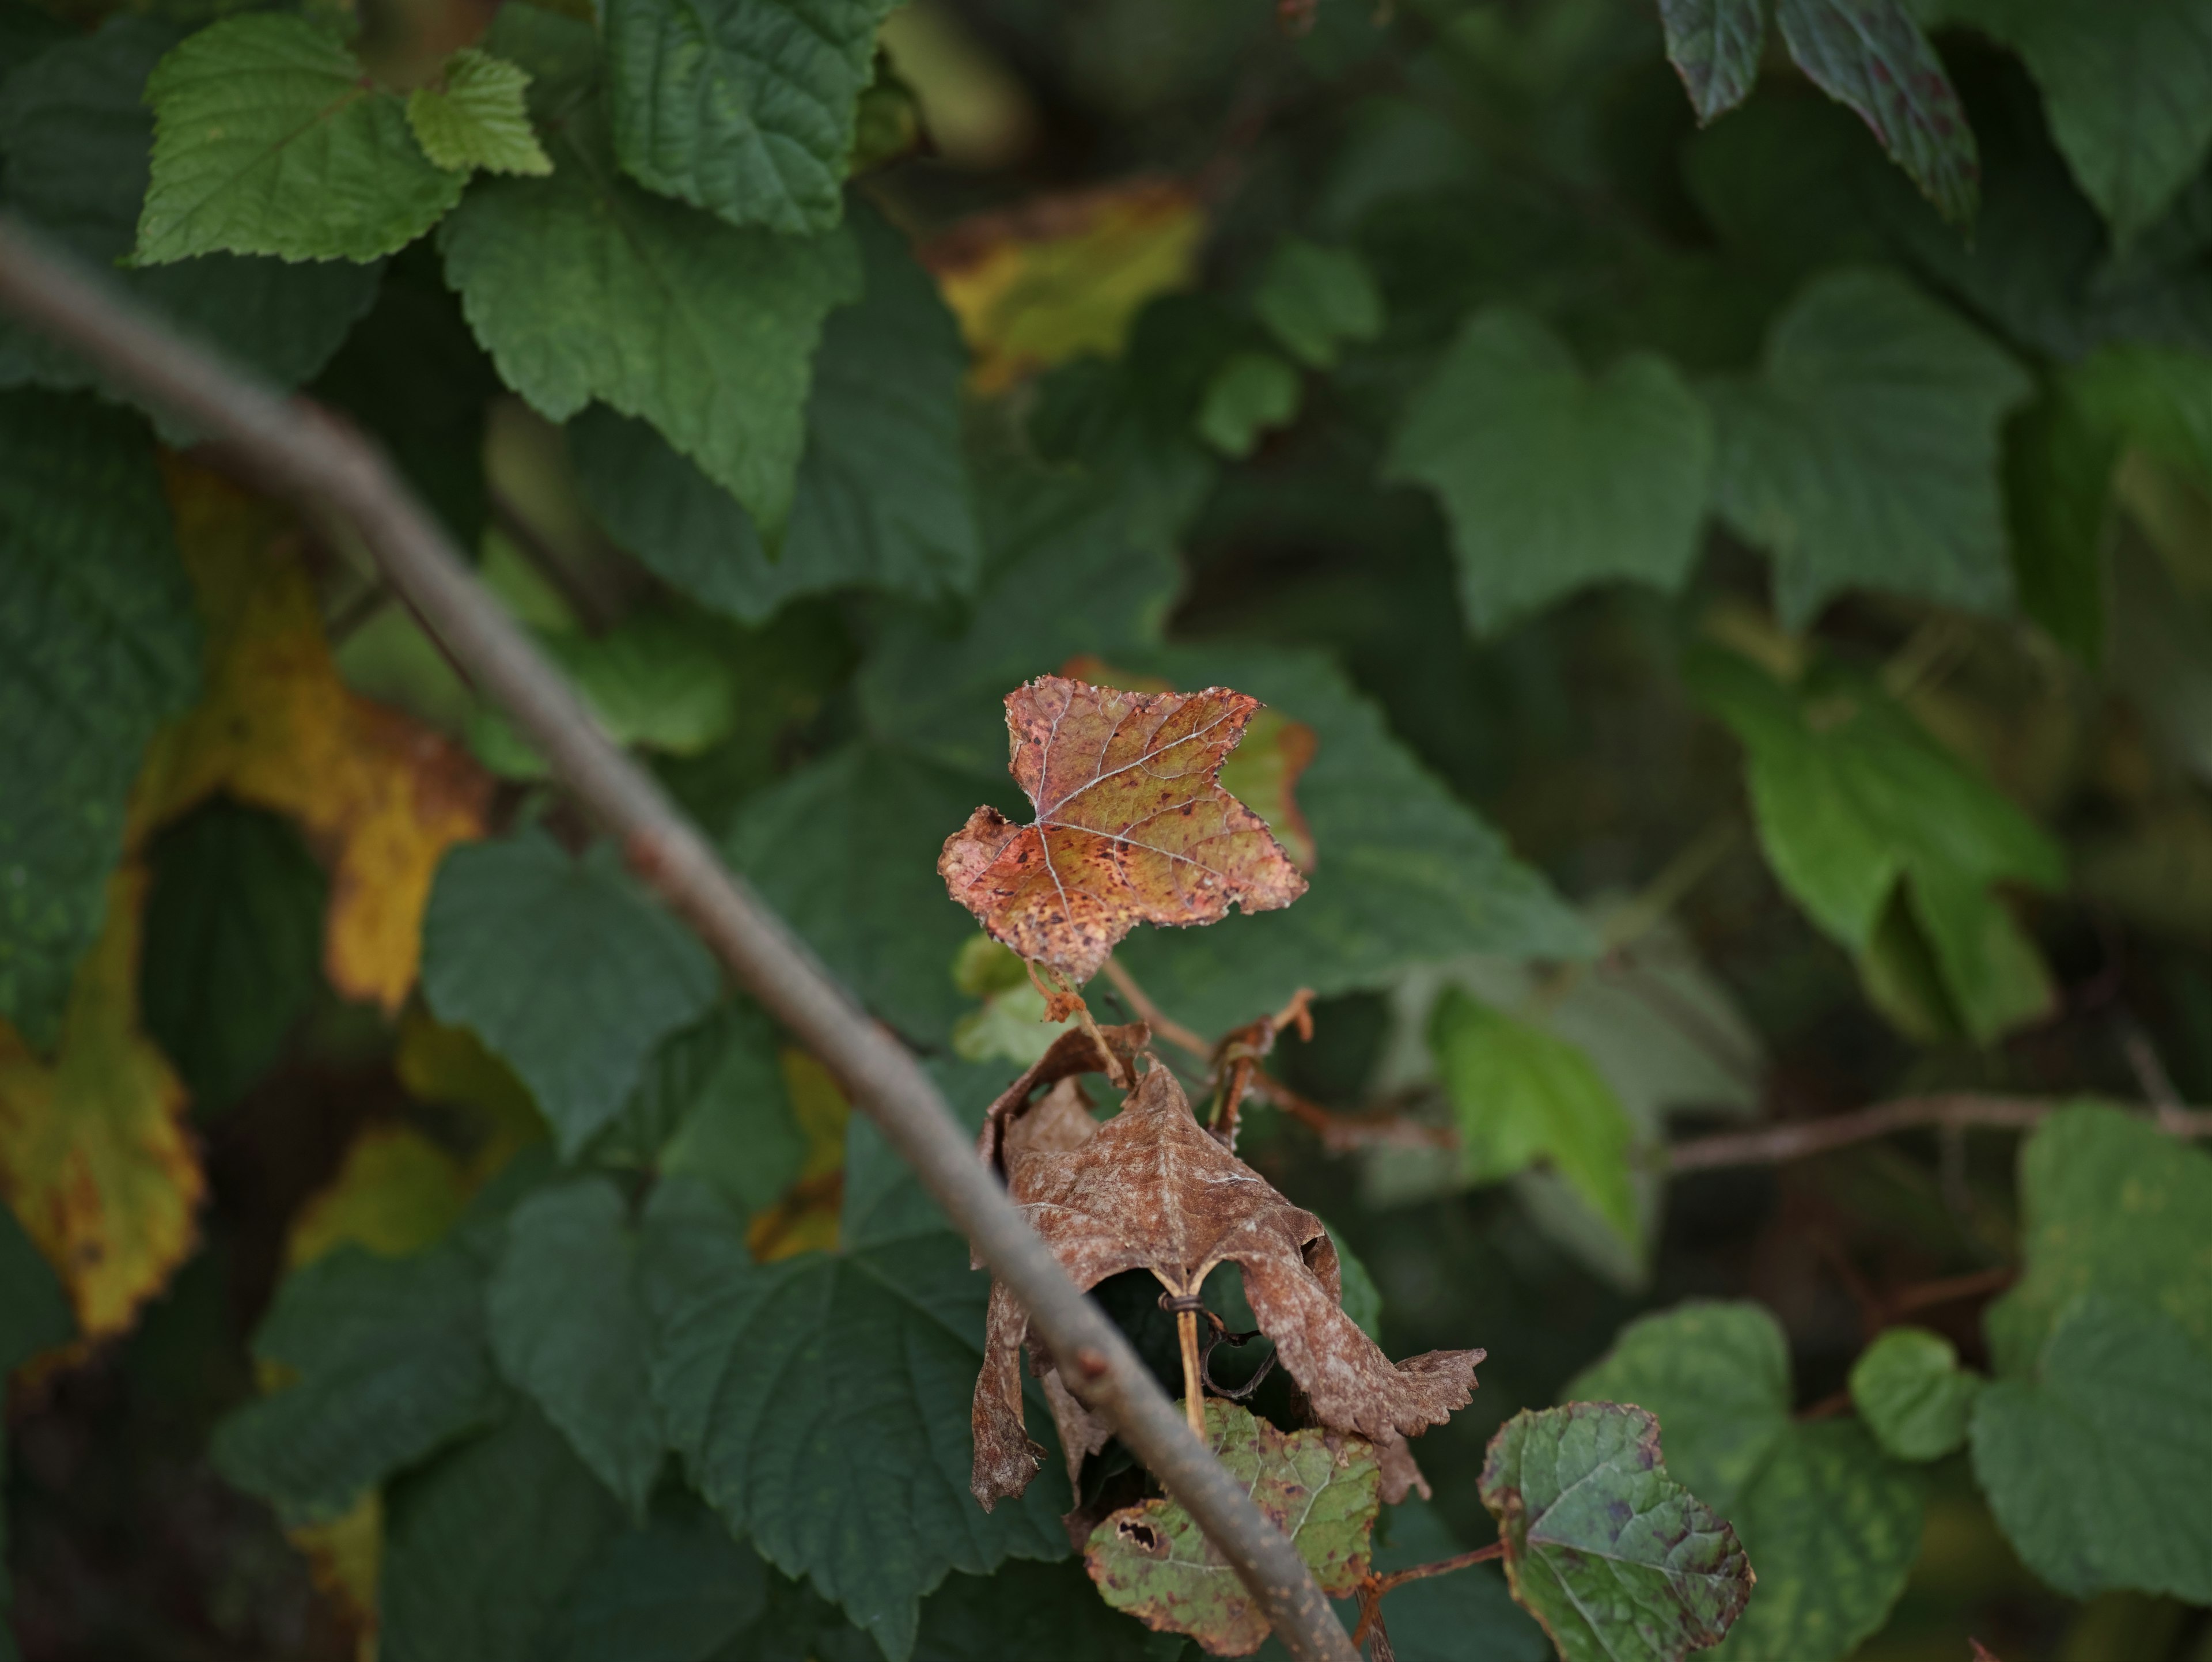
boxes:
[972,1057,1480,1508]
[1084,1399,1380,1656]
[939,676,1308,984]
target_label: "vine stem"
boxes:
[1665,1093,2212,1172]
[0,216,1362,1662]
[1176,1308,1207,1440]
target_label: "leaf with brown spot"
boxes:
[1084,1399,1381,1656]
[939,676,1309,985]
[971,1055,1480,1508]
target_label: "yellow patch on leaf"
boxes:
[290,1494,381,1662]
[926,180,1205,393]
[0,866,203,1338]
[130,464,493,1012]
[746,1048,851,1262]
[392,1006,546,1182]
[286,1122,474,1270]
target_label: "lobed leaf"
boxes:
[1252,238,1384,370]
[407,48,552,177]
[1849,1327,1979,1462]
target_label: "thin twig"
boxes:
[1885,1266,2015,1316]
[1101,956,1209,1059]
[1365,1541,1505,1595]
[0,215,1361,1662]
[488,485,617,633]
[1664,1094,2212,1173]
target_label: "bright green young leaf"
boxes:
[571,205,978,621]
[1566,1301,1928,1662]
[1388,308,1713,633]
[488,1176,663,1519]
[544,1499,773,1662]
[1688,645,2065,1042]
[421,831,721,1157]
[1927,0,2212,244]
[407,48,552,177]
[1850,1327,1979,1462]
[438,24,861,540]
[211,1240,509,1520]
[604,0,900,234]
[1252,238,1384,369]
[135,14,463,264]
[141,798,325,1111]
[0,17,382,415]
[1775,0,1978,223]
[0,1199,72,1374]
[1705,270,2032,625]
[645,1180,1069,1659]
[0,390,198,1048]
[1480,1402,1752,1662]
[1981,1103,2212,1377]
[1426,987,1638,1248]
[1197,351,1302,457]
[1657,0,1767,123]
[381,1403,625,1662]
[1084,1400,1381,1655]
[468,614,741,779]
[1970,1296,2212,1603]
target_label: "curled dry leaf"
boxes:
[939,676,1308,985]
[971,1052,1482,1509]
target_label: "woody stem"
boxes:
[1177,1308,1207,1440]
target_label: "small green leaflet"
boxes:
[1083,1400,1380,1655]
[407,49,552,177]
[0,1199,73,1374]
[1848,1327,1979,1462]
[1926,0,2212,244]
[0,390,199,1048]
[1252,238,1384,370]
[211,1240,509,1520]
[488,1176,664,1519]
[1197,351,1302,458]
[1971,1296,2212,1604]
[1480,1402,1751,1662]
[1567,1301,1927,1662]
[1774,0,1978,224]
[421,831,721,1158]
[1705,269,2031,626]
[141,798,326,1111]
[604,0,900,234]
[1687,645,2064,1043]
[1656,0,1767,123]
[135,14,463,264]
[1426,988,1638,1248]
[1388,307,1713,634]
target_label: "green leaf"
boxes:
[2005,375,2117,663]
[1982,1103,2212,1377]
[1426,988,1638,1247]
[0,17,382,417]
[1687,645,2064,1042]
[1705,269,2032,626]
[211,1241,507,1519]
[1083,1400,1381,1655]
[1970,1296,2212,1603]
[1479,1402,1752,1662]
[915,1560,1170,1662]
[135,14,463,264]
[0,1199,72,1375]
[1657,0,1767,123]
[644,1180,1069,1659]
[1929,0,2212,243]
[0,389,198,1047]
[381,1403,624,1662]
[1252,238,1384,369]
[421,831,721,1158]
[487,1176,663,1518]
[1565,1302,1927,1662]
[1196,351,1302,458]
[468,614,741,779]
[408,48,552,177]
[440,90,860,540]
[604,0,899,234]
[1387,308,1714,633]
[1849,1327,1979,1462]
[140,798,326,1111]
[1775,0,1978,223]
[544,1499,772,1662]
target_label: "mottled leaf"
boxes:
[407,49,551,177]
[1657,0,1767,122]
[1849,1327,1980,1462]
[1085,1400,1381,1656]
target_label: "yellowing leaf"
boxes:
[745,1047,850,1262]
[131,465,493,1012]
[0,866,202,1338]
[290,1494,381,1662]
[926,180,1204,393]
[285,1123,474,1271]
[392,1006,547,1182]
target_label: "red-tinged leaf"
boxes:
[938,676,1308,983]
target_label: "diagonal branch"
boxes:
[0,214,1360,1662]
[1664,1093,2212,1173]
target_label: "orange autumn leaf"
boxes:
[938,676,1308,983]
[130,464,491,1011]
[0,865,202,1339]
